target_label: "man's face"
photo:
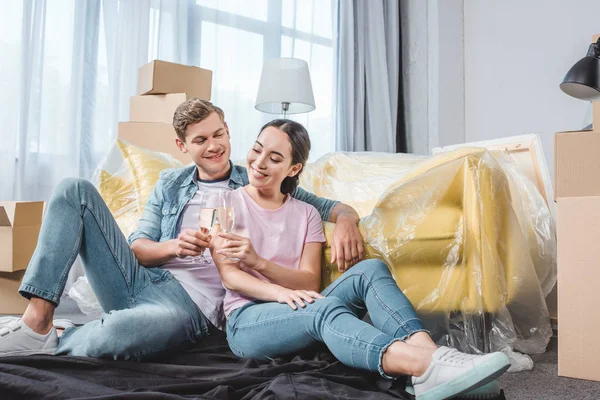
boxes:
[176,112,232,180]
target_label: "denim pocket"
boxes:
[147,267,172,284]
[226,329,245,358]
[160,202,179,235]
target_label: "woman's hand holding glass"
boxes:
[215,232,262,267]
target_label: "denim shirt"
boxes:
[128,162,339,246]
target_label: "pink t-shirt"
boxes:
[222,187,326,316]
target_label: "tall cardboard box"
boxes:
[130,93,190,123]
[557,197,600,382]
[554,130,600,199]
[138,60,212,100]
[0,202,44,272]
[118,122,191,165]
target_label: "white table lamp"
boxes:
[255,58,316,118]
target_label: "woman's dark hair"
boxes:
[258,119,311,195]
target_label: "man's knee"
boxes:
[55,178,100,207]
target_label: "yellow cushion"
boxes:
[95,140,184,238]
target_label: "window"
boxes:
[149,0,335,162]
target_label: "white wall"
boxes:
[463,0,600,179]
[403,0,600,178]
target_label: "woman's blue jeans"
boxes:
[18,178,210,360]
[226,259,427,378]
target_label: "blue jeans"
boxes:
[226,259,427,378]
[19,178,210,360]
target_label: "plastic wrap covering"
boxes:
[300,149,556,355]
[91,141,556,356]
[90,139,184,239]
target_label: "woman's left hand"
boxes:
[216,232,263,268]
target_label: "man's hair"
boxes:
[258,119,311,195]
[172,99,225,142]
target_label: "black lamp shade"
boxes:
[560,40,600,101]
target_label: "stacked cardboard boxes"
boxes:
[0,61,212,315]
[555,34,600,383]
[119,60,213,164]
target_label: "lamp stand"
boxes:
[281,102,290,119]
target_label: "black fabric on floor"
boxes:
[0,331,506,399]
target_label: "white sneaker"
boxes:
[411,347,510,400]
[0,319,58,356]
[0,316,19,327]
[0,316,74,330]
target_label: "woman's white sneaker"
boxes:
[411,346,510,400]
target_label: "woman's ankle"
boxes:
[405,332,438,350]
[381,341,434,377]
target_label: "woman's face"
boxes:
[246,126,302,193]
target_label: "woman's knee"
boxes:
[346,259,391,280]
[313,296,351,319]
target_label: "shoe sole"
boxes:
[406,380,501,399]
[1,347,57,357]
[417,353,511,400]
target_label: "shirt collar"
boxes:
[180,161,241,187]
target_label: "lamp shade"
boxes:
[255,58,316,114]
[560,39,600,101]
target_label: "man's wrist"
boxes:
[166,239,179,258]
[336,212,359,225]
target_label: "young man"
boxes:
[0,99,364,359]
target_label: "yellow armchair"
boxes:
[301,148,556,354]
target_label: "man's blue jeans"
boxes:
[226,259,427,378]
[19,178,210,360]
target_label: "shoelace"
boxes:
[439,348,477,363]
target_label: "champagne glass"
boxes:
[191,191,216,264]
[217,190,239,260]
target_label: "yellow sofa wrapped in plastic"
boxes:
[92,140,556,355]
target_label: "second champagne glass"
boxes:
[217,190,239,261]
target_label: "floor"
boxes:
[499,333,600,399]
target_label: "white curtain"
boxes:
[333,0,400,152]
[0,0,336,201]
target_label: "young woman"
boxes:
[210,120,510,400]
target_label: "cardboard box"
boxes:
[554,130,600,199]
[594,101,599,130]
[138,60,212,100]
[130,93,190,123]
[118,122,191,165]
[0,270,28,314]
[557,196,600,382]
[0,202,44,272]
